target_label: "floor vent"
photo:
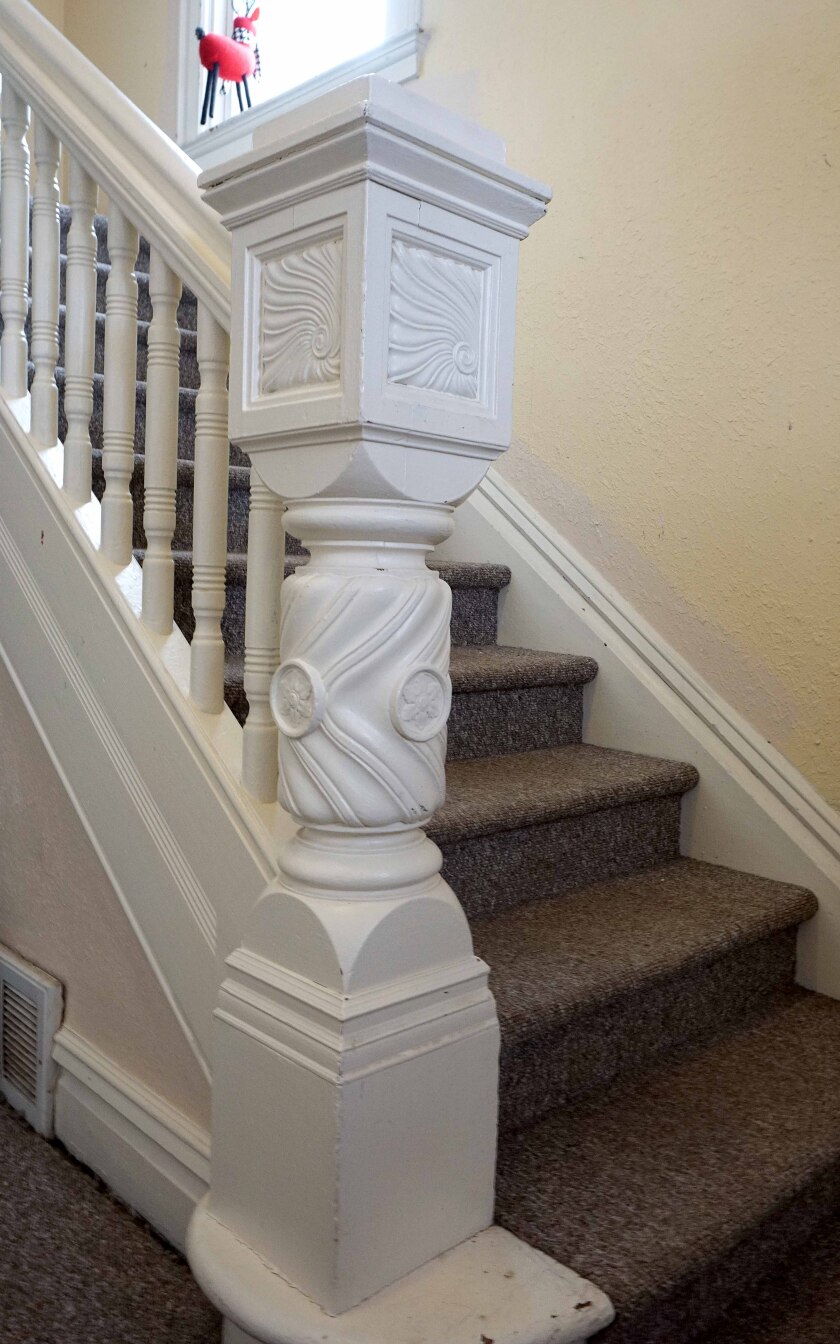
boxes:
[0,945,63,1137]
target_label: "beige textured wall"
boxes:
[417,0,840,809]
[33,0,173,129]
[0,660,210,1128]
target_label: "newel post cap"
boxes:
[199,76,551,504]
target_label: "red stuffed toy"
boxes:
[196,2,261,124]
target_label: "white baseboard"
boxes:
[439,469,840,997]
[52,1027,210,1252]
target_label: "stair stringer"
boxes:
[436,468,840,1000]
[0,397,294,1077]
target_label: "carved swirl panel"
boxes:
[273,567,452,830]
[260,235,342,394]
[387,238,485,400]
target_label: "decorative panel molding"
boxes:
[387,238,485,400]
[260,234,343,394]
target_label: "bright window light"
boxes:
[250,1,389,107]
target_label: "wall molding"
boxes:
[438,467,840,998]
[52,1027,209,1252]
[479,469,840,864]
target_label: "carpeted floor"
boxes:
[0,1099,220,1343]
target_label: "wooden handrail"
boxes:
[0,0,231,330]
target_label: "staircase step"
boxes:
[427,744,698,919]
[474,857,815,1130]
[448,645,597,759]
[55,206,152,272]
[56,368,247,467]
[163,552,512,663]
[697,1212,840,1343]
[495,990,840,1344]
[428,558,510,645]
[93,451,250,552]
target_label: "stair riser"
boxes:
[173,564,510,663]
[438,796,683,921]
[448,684,585,760]
[450,588,500,645]
[494,927,799,1133]
[587,1158,840,1344]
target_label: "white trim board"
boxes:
[182,28,428,170]
[53,1027,210,1253]
[439,469,840,999]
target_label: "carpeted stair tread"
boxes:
[496,989,840,1344]
[478,858,815,1033]
[697,1214,840,1344]
[427,557,510,589]
[427,743,699,846]
[477,858,815,1125]
[449,644,597,692]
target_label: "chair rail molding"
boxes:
[187,76,561,1335]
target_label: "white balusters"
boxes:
[100,206,139,563]
[62,157,98,500]
[241,472,283,800]
[29,117,60,446]
[0,84,30,400]
[190,304,229,712]
[141,249,180,633]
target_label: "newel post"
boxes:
[189,78,550,1338]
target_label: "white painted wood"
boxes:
[53,1027,210,1252]
[61,157,98,502]
[142,250,181,635]
[0,0,231,329]
[435,469,840,997]
[241,473,284,802]
[191,1220,613,1344]
[0,82,30,400]
[190,306,230,713]
[0,394,293,1073]
[100,206,140,563]
[193,76,551,1326]
[183,26,428,170]
[29,115,60,446]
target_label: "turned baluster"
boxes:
[241,471,283,800]
[141,248,180,633]
[62,157,98,500]
[0,84,30,400]
[29,116,60,445]
[100,206,139,563]
[190,303,230,712]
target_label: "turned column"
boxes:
[190,76,550,1335]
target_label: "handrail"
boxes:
[0,0,231,330]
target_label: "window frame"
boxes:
[175,0,426,167]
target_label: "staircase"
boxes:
[2,7,840,1342]
[42,205,840,1342]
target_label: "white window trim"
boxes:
[175,0,426,169]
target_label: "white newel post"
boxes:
[188,78,551,1341]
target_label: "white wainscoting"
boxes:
[52,1028,210,1252]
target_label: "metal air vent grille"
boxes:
[0,945,63,1136]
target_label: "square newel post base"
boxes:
[188,1215,614,1344]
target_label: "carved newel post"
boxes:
[189,78,550,1341]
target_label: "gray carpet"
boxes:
[3,204,832,1342]
[0,1099,220,1342]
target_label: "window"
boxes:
[179,0,425,167]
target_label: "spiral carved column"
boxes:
[190,76,551,1339]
